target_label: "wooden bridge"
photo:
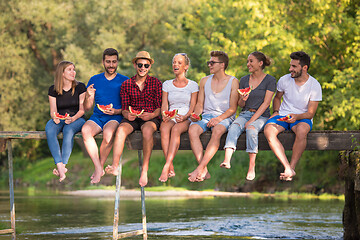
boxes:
[1,130,360,239]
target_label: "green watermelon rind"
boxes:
[191,113,202,121]
[129,106,144,116]
[237,86,252,96]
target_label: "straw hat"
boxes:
[132,51,155,64]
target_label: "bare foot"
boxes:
[90,169,105,179]
[196,168,209,182]
[105,165,119,176]
[188,169,200,182]
[246,170,255,181]
[139,171,148,187]
[56,163,67,182]
[90,168,103,184]
[53,167,68,176]
[220,161,231,169]
[168,170,176,178]
[280,168,296,181]
[159,168,169,182]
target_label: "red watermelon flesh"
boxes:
[129,106,144,116]
[277,115,292,121]
[54,112,70,120]
[238,86,252,96]
[191,113,202,121]
[162,109,178,119]
[97,103,113,112]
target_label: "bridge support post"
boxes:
[340,150,360,240]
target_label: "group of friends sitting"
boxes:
[45,48,322,186]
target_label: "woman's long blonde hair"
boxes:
[54,61,77,95]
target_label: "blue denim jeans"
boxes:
[45,118,85,164]
[224,111,268,153]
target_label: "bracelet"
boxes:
[273,110,279,113]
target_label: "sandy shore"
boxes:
[63,189,250,199]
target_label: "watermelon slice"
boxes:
[54,112,70,120]
[97,103,113,113]
[238,86,252,96]
[162,109,178,119]
[129,106,144,116]
[191,113,202,121]
[277,115,292,121]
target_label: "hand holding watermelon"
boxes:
[162,109,178,122]
[190,112,202,122]
[277,114,292,122]
[129,106,144,117]
[238,86,252,96]
[97,103,114,114]
[54,112,70,120]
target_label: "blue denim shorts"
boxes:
[89,114,123,130]
[190,113,234,132]
[265,115,313,131]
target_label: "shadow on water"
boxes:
[0,190,343,239]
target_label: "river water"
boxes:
[0,190,343,239]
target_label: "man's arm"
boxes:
[190,76,206,121]
[269,90,283,118]
[290,100,319,121]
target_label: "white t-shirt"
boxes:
[162,79,199,116]
[278,74,322,118]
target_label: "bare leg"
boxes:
[264,123,295,180]
[106,123,134,176]
[188,124,205,182]
[159,120,190,182]
[139,121,157,187]
[82,121,103,183]
[188,125,227,182]
[159,121,175,182]
[279,122,311,180]
[220,148,234,169]
[246,153,256,180]
[99,121,119,168]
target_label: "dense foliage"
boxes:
[0,0,359,191]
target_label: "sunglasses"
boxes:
[207,61,223,66]
[137,63,150,68]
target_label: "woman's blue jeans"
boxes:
[45,118,85,165]
[224,111,268,153]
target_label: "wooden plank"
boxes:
[0,229,14,234]
[117,230,144,238]
[0,131,102,140]
[1,130,359,151]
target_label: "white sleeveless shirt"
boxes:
[203,74,235,120]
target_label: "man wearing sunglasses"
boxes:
[188,50,239,182]
[82,48,129,184]
[106,51,162,187]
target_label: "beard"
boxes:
[105,66,117,75]
[291,68,302,78]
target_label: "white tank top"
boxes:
[203,74,235,120]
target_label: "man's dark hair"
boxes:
[103,48,119,61]
[290,51,311,71]
[210,51,229,70]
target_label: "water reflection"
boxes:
[0,191,343,239]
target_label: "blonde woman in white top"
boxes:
[159,53,199,182]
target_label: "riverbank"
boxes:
[62,187,344,200]
[63,189,250,199]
